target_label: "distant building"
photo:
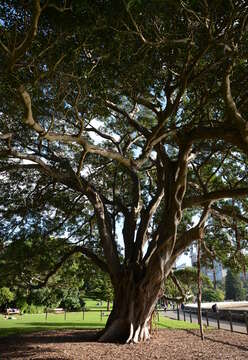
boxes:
[190,246,197,267]
[201,261,227,282]
[175,262,187,270]
[190,245,226,282]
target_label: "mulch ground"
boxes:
[0,329,247,360]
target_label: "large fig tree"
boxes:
[1,0,248,342]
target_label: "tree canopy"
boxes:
[225,268,246,301]
[1,0,248,343]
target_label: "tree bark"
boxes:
[98,266,163,343]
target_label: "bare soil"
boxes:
[0,329,247,360]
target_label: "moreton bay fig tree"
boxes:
[1,0,248,342]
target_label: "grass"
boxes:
[0,312,199,337]
[155,316,199,330]
[0,299,199,337]
[84,298,111,310]
[0,311,108,337]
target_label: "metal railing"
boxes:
[160,307,248,335]
[44,308,111,321]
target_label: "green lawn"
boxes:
[156,316,199,330]
[0,310,199,337]
[84,298,111,310]
[0,311,107,337]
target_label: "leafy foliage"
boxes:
[0,287,14,310]
[225,269,246,301]
[0,0,248,341]
[202,288,224,302]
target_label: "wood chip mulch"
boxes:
[0,329,247,360]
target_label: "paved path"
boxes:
[160,310,248,334]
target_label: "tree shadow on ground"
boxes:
[0,323,104,338]
[0,329,100,343]
[186,329,248,352]
[0,329,101,359]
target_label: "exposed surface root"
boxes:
[98,319,130,343]
[98,318,151,344]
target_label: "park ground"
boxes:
[0,299,247,359]
[0,328,247,359]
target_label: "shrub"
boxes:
[202,288,225,302]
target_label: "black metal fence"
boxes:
[160,307,248,335]
[32,307,248,335]
[44,308,111,321]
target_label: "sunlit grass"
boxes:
[0,299,199,337]
[155,316,199,330]
[0,311,200,337]
[0,311,108,337]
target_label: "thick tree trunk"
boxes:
[98,267,163,343]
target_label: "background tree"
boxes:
[0,287,14,312]
[202,288,224,302]
[225,269,246,301]
[164,267,212,303]
[1,0,248,343]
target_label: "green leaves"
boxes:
[0,0,248,309]
[225,269,246,301]
[127,0,143,11]
[0,287,14,307]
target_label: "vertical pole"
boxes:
[100,310,103,321]
[206,310,209,327]
[64,310,66,321]
[217,312,220,329]
[177,305,180,320]
[183,310,186,322]
[244,312,248,334]
[83,310,85,320]
[45,309,48,321]
[228,311,233,332]
[197,237,204,340]
[190,310,192,323]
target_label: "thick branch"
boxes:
[133,187,164,262]
[169,272,185,299]
[18,86,136,169]
[31,245,108,289]
[183,188,248,209]
[85,188,121,281]
[211,204,248,224]
[122,170,142,260]
[173,204,211,258]
[223,64,248,143]
[187,126,248,156]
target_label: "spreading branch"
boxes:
[183,188,248,209]
[30,245,108,289]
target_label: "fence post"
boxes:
[83,309,85,320]
[228,311,233,332]
[64,310,66,321]
[177,305,180,320]
[244,312,248,335]
[100,310,103,321]
[45,309,48,321]
[217,312,220,329]
[206,310,209,327]
[183,310,186,322]
[190,310,192,323]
